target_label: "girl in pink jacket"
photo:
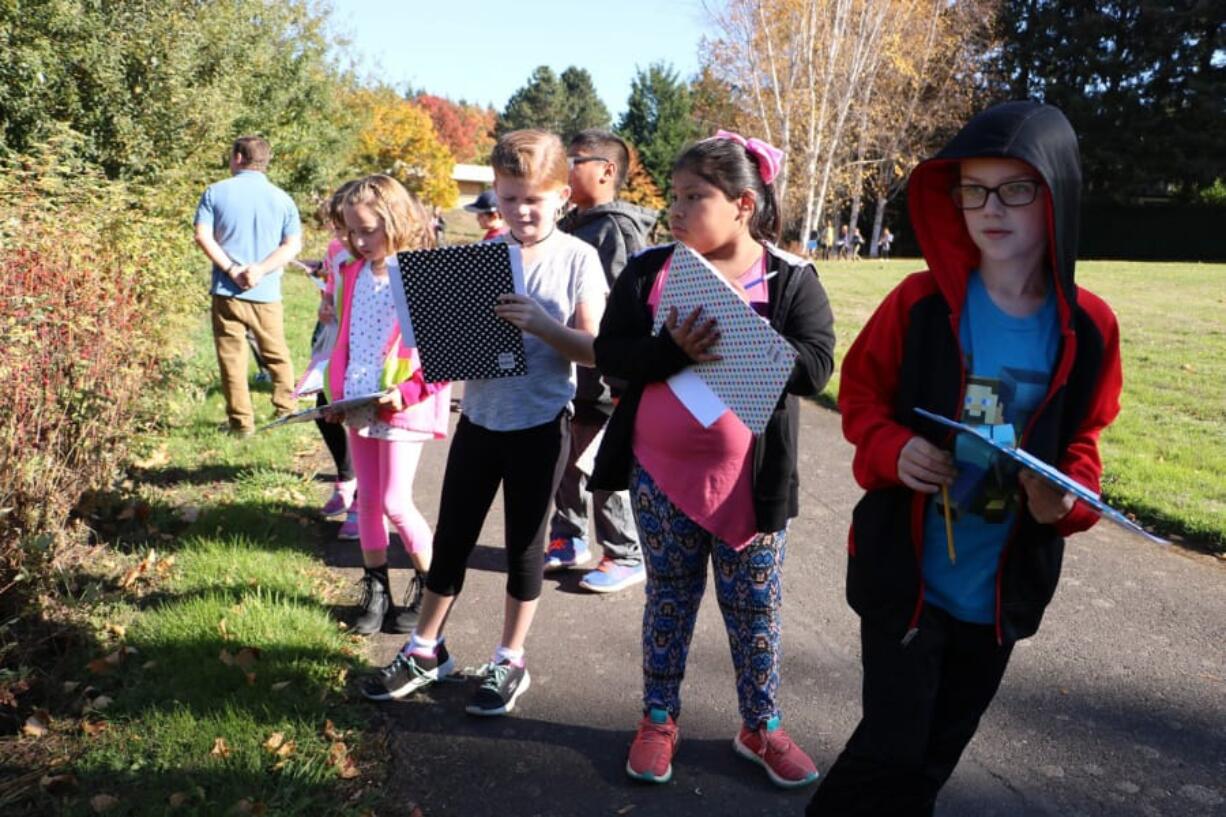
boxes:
[325,175,451,636]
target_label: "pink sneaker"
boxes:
[626,708,679,783]
[321,480,356,517]
[733,716,819,788]
[337,510,360,541]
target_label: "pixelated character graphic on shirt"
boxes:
[941,368,1048,523]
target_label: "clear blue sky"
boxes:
[328,0,710,118]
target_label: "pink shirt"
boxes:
[631,250,769,549]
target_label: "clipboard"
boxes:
[260,391,385,431]
[914,407,1168,545]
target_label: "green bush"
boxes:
[0,133,200,613]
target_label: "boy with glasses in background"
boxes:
[543,130,657,594]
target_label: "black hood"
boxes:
[907,101,1082,316]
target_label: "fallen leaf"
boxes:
[218,618,230,639]
[210,737,231,758]
[616,806,636,815]
[276,740,295,759]
[234,647,261,671]
[270,681,291,692]
[326,741,348,767]
[105,623,127,639]
[81,718,108,737]
[62,681,81,694]
[87,658,114,675]
[323,720,345,741]
[168,791,191,808]
[409,807,423,817]
[142,660,158,671]
[263,732,285,753]
[232,798,267,815]
[89,695,114,712]
[336,755,360,779]
[39,772,79,795]
[179,505,200,523]
[244,671,257,686]
[91,794,120,813]
[22,709,50,737]
[219,648,235,666]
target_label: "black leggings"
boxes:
[314,392,353,482]
[426,413,570,601]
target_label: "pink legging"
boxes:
[348,431,433,558]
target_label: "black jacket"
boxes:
[561,201,658,406]
[590,243,836,532]
[839,101,1123,645]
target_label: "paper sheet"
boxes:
[666,368,728,427]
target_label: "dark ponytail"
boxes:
[673,138,782,244]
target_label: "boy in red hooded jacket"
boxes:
[808,101,1122,816]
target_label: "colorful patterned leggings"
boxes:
[632,463,787,730]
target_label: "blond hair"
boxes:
[491,129,568,188]
[343,175,435,253]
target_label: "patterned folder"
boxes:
[393,242,527,383]
[652,244,797,435]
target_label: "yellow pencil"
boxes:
[941,484,956,564]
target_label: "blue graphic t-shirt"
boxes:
[922,270,1059,623]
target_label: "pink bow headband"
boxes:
[710,129,784,185]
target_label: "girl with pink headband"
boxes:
[589,131,837,788]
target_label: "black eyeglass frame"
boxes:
[950,180,1043,210]
[567,155,611,169]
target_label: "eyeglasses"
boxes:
[567,156,610,169]
[950,180,1042,210]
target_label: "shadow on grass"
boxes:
[11,765,373,817]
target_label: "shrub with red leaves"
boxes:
[0,135,198,610]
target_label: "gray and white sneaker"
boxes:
[465,660,531,716]
[361,643,454,701]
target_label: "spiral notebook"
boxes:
[392,242,527,383]
[652,243,797,435]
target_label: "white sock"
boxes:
[493,645,524,667]
[404,632,438,658]
[337,479,357,502]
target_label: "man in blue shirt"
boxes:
[194,136,302,435]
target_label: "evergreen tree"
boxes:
[559,67,612,141]
[499,65,612,142]
[498,66,565,135]
[618,63,702,195]
[994,1,1225,201]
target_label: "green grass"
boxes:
[34,269,381,816]
[817,257,1226,549]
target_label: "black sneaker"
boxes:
[465,660,531,716]
[389,573,425,634]
[352,572,390,636]
[360,643,454,701]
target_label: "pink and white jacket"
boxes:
[325,258,451,439]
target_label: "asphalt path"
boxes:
[323,401,1225,817]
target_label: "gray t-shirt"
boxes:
[462,232,607,431]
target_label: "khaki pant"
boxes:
[211,295,295,431]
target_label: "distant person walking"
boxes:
[877,227,894,260]
[194,136,302,436]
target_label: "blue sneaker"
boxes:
[543,537,590,571]
[579,557,646,593]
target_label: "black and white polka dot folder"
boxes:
[392,242,528,383]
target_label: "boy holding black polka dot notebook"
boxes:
[362,129,608,716]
